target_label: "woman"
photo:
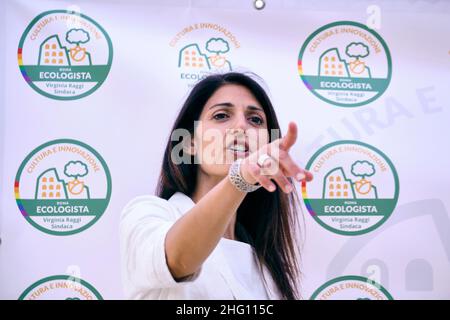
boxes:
[120,72,313,300]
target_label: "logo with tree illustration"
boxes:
[64,160,90,197]
[15,139,111,236]
[171,23,240,87]
[37,29,93,67]
[298,21,391,107]
[66,28,92,64]
[34,161,91,200]
[318,42,372,79]
[323,160,378,200]
[178,37,232,71]
[302,141,399,236]
[346,42,371,76]
[18,10,113,100]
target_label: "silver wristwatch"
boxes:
[228,158,261,193]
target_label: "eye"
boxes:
[249,115,264,126]
[213,112,229,121]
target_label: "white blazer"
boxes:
[119,192,282,300]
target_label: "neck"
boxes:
[191,169,237,241]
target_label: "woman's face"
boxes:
[193,84,270,178]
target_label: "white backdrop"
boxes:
[1,0,449,300]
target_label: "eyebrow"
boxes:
[209,102,264,112]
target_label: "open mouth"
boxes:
[226,138,250,156]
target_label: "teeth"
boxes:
[228,144,247,152]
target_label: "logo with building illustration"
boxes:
[310,275,393,300]
[19,275,103,300]
[298,21,391,107]
[18,10,113,100]
[170,23,240,87]
[15,139,111,235]
[302,141,399,235]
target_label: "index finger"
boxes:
[279,122,298,151]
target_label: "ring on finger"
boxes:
[257,153,273,168]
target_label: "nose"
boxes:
[232,112,250,133]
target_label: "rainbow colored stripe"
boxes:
[297,59,313,91]
[301,180,316,216]
[14,180,28,217]
[17,48,32,83]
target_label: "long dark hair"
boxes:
[156,72,303,300]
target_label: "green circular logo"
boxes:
[310,275,393,300]
[18,10,113,100]
[15,139,112,235]
[302,140,399,235]
[19,275,103,300]
[298,21,391,107]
